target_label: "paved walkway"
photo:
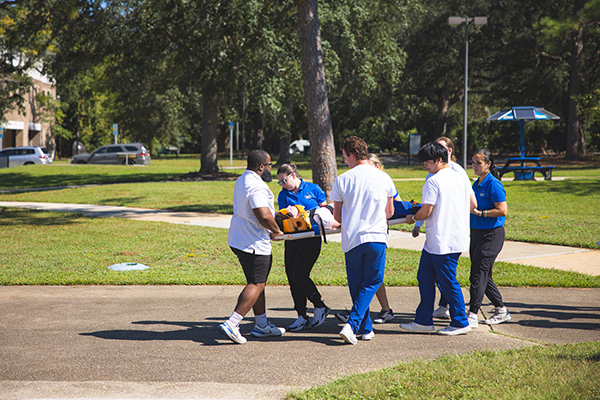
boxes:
[1,201,599,399]
[1,285,599,400]
[2,201,599,276]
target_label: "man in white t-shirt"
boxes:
[401,142,476,336]
[219,150,285,344]
[330,136,396,344]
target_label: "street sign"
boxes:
[113,123,118,144]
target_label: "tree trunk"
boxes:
[200,93,220,174]
[277,95,294,165]
[566,17,584,160]
[297,0,337,197]
[434,98,449,138]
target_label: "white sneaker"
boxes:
[288,315,309,332]
[339,323,357,345]
[251,323,285,337]
[219,320,247,344]
[360,331,375,341]
[484,307,512,325]
[432,306,450,319]
[437,325,471,336]
[399,321,435,333]
[311,306,330,327]
[468,312,479,328]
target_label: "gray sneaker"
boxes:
[311,306,330,327]
[483,307,512,325]
[374,309,394,324]
[251,323,285,337]
[432,306,450,319]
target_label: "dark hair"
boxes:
[277,163,299,177]
[474,149,500,179]
[340,136,368,160]
[436,136,456,162]
[418,142,448,163]
[247,149,270,171]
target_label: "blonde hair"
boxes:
[436,137,456,162]
[368,153,383,169]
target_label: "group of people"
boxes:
[219,135,510,345]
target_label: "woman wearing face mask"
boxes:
[469,149,511,326]
[277,163,330,331]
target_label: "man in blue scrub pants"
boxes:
[402,142,476,336]
[330,136,396,344]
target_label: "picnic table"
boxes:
[497,157,554,180]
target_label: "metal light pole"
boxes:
[448,16,487,168]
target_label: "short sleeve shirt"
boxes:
[330,164,396,252]
[470,173,506,230]
[422,167,471,255]
[278,179,326,211]
[228,170,275,255]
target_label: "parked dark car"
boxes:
[71,143,151,165]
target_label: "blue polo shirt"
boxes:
[471,173,506,230]
[278,179,326,211]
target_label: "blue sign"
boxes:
[229,121,234,127]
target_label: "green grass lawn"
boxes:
[288,342,600,400]
[2,208,598,287]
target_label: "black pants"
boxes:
[285,236,325,316]
[469,226,505,314]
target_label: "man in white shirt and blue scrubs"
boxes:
[219,149,286,344]
[330,136,396,344]
[401,141,476,336]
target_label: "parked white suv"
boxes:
[0,146,49,167]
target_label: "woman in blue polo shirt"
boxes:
[469,149,511,327]
[277,163,330,331]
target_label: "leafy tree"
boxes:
[0,0,56,120]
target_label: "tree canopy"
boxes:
[3,0,599,169]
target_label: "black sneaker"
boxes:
[374,309,394,324]
[335,309,350,324]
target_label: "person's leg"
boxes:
[469,228,505,313]
[292,237,325,308]
[285,240,307,317]
[375,284,391,311]
[414,250,436,326]
[482,227,506,308]
[468,229,486,314]
[345,243,386,335]
[355,243,386,334]
[434,253,468,328]
[233,282,266,316]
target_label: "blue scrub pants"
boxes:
[415,250,468,328]
[344,242,386,335]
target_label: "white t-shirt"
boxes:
[421,167,471,255]
[417,161,473,228]
[330,164,396,252]
[228,170,275,255]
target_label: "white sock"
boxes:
[255,313,268,328]
[228,311,243,327]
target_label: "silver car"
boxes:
[71,143,151,165]
[0,146,49,167]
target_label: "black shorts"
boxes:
[230,246,272,284]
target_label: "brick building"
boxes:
[1,68,56,154]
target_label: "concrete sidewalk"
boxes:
[2,201,599,276]
[1,285,599,400]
